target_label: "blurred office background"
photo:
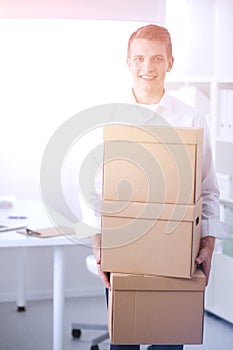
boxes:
[0,0,232,349]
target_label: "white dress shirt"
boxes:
[78,90,228,240]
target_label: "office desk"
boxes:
[0,200,79,350]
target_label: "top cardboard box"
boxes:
[103,125,203,205]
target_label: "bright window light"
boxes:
[0,19,146,198]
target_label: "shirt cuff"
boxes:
[201,218,232,239]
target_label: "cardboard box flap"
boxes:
[103,125,203,145]
[110,269,206,291]
[101,197,202,222]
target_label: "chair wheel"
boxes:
[72,328,81,338]
[90,345,99,350]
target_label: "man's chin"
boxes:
[139,83,156,91]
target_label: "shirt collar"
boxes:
[130,88,172,114]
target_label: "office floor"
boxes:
[0,295,233,350]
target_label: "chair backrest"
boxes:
[86,254,98,276]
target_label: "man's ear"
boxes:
[167,56,174,72]
[127,57,132,70]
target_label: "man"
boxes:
[81,24,224,350]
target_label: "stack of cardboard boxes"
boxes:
[101,125,206,345]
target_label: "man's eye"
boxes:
[134,57,144,63]
[154,57,163,62]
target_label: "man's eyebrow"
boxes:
[152,54,165,58]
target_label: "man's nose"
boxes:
[141,58,155,71]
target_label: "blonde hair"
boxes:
[127,24,173,58]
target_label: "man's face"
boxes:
[127,38,173,94]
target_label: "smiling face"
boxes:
[127,38,174,103]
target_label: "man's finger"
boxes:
[100,271,111,289]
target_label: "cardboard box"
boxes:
[101,198,202,278]
[103,125,203,204]
[108,269,206,345]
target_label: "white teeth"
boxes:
[141,75,155,79]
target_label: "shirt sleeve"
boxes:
[195,113,230,239]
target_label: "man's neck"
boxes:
[133,87,165,105]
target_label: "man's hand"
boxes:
[95,255,111,289]
[91,234,111,289]
[195,236,215,285]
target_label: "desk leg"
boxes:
[16,247,26,312]
[53,246,65,350]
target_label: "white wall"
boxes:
[0,19,147,302]
[0,19,144,200]
[166,0,215,77]
[215,0,233,78]
[0,0,166,301]
[0,0,166,23]
[166,0,233,79]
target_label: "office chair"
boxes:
[71,254,109,350]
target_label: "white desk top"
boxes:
[0,199,81,248]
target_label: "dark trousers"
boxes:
[106,288,183,350]
[110,346,183,350]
